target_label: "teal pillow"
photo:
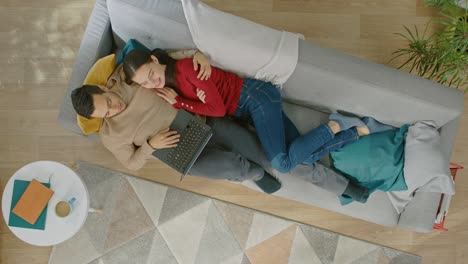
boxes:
[116,39,151,65]
[331,125,410,205]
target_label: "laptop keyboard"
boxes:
[166,119,212,171]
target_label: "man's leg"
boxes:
[208,117,350,195]
[189,130,281,194]
[189,143,264,182]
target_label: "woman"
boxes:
[122,48,378,173]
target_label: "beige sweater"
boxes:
[100,65,178,170]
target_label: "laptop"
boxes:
[152,110,213,180]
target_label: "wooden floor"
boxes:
[0,0,467,263]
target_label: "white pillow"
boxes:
[387,121,455,214]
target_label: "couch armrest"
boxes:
[398,117,461,233]
[440,117,462,164]
[58,0,113,138]
[397,191,440,233]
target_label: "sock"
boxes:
[342,182,370,203]
[254,172,282,194]
[329,113,366,131]
[362,117,396,134]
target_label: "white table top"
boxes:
[2,161,89,246]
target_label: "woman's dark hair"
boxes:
[123,48,178,88]
[71,85,104,118]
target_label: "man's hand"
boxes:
[156,87,178,105]
[193,51,212,80]
[148,128,180,149]
[196,88,206,103]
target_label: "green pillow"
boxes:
[331,125,410,205]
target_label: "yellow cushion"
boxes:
[77,54,116,135]
[77,115,102,135]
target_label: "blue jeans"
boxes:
[234,78,359,173]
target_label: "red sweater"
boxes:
[173,59,243,117]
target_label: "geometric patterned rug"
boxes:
[49,162,421,264]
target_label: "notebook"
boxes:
[9,179,53,230]
[153,110,212,179]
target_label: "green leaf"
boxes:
[403,25,417,42]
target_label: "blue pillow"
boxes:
[116,39,151,65]
[331,125,410,205]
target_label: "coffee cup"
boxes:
[55,197,76,218]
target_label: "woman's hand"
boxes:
[193,51,212,80]
[156,87,178,105]
[148,128,180,149]
[196,88,206,103]
[194,114,207,123]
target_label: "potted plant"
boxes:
[390,0,467,90]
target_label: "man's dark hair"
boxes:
[71,85,104,118]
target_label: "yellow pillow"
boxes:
[77,54,116,135]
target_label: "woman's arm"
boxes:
[168,59,227,116]
[167,49,198,60]
[174,93,226,117]
[168,50,211,80]
[156,86,227,117]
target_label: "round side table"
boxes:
[2,161,90,246]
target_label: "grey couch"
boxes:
[58,0,464,233]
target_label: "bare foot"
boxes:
[328,120,341,134]
[357,126,370,137]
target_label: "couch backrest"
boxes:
[107,0,463,129]
[108,0,196,51]
[283,41,464,128]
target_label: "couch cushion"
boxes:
[83,54,116,85]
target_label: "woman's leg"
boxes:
[283,111,301,145]
[236,79,286,162]
[302,128,359,165]
[237,79,339,173]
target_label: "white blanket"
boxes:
[387,121,456,214]
[180,0,302,85]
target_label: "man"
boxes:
[71,63,368,201]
